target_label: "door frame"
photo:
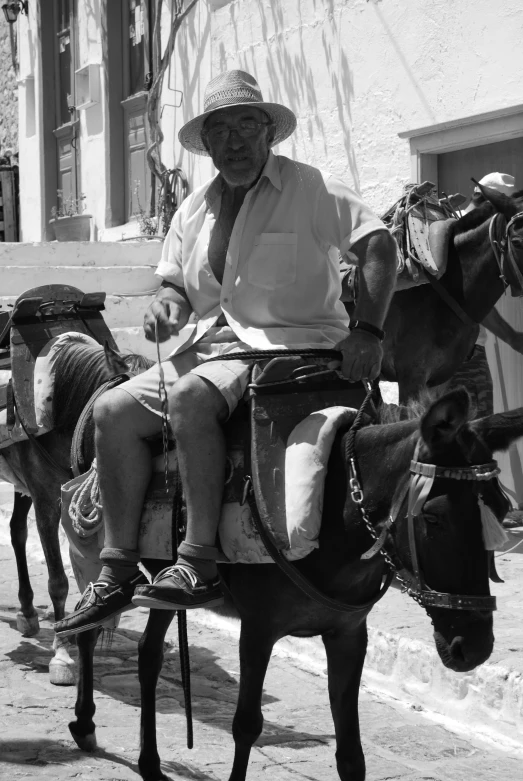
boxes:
[52,0,80,205]
[121,0,154,221]
[101,0,125,227]
[399,104,523,188]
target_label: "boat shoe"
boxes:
[53,571,148,638]
[132,564,224,610]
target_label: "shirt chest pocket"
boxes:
[247,233,297,290]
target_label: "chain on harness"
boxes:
[346,424,505,611]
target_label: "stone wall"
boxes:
[0,24,18,155]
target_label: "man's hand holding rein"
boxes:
[144,281,193,343]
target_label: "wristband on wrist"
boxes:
[349,320,385,342]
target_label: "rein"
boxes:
[347,432,500,612]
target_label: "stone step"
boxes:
[0,240,164,267]
[0,294,156,329]
[0,266,158,296]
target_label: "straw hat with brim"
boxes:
[463,172,517,213]
[178,70,297,156]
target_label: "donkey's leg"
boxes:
[10,492,40,636]
[32,492,75,685]
[229,624,275,781]
[138,609,176,781]
[322,623,368,781]
[69,628,100,751]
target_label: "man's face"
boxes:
[202,105,274,188]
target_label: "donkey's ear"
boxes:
[104,341,128,377]
[472,179,519,219]
[472,407,523,453]
[420,388,470,450]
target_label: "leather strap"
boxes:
[425,273,476,326]
[349,320,385,341]
[247,491,394,613]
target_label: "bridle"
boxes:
[348,436,500,613]
[489,210,523,296]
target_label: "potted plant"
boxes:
[49,191,92,241]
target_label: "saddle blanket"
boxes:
[60,405,357,594]
[0,331,101,451]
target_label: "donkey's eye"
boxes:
[423,513,440,525]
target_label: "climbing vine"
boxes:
[146,0,199,222]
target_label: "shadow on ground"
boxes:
[0,610,334,751]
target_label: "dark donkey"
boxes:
[67,382,521,781]
[382,183,523,401]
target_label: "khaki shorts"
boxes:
[119,327,255,418]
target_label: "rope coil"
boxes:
[69,459,103,538]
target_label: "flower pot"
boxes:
[49,214,92,242]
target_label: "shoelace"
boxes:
[159,565,199,589]
[77,581,109,606]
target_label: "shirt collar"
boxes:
[205,151,282,207]
[260,151,282,191]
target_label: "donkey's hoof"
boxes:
[16,612,40,637]
[49,656,76,686]
[69,724,97,752]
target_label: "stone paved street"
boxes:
[0,533,522,781]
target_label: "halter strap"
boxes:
[410,460,500,481]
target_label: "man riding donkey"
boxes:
[54,70,396,637]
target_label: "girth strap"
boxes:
[425,273,476,326]
[246,490,394,614]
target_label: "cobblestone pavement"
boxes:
[0,541,522,781]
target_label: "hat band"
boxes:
[204,87,264,114]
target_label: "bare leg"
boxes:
[94,388,162,550]
[132,375,229,609]
[168,375,228,546]
[53,390,162,637]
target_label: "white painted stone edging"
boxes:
[188,609,523,753]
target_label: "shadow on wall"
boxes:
[175,4,212,185]
[214,0,360,190]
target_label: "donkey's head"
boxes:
[389,388,519,672]
[455,184,523,307]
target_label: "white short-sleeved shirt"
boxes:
[156,151,388,356]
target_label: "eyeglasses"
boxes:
[203,119,271,142]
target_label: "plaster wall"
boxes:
[159,0,214,191]
[210,0,523,214]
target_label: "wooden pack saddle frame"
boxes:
[1,284,118,438]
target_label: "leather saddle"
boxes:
[138,356,378,559]
[1,284,117,435]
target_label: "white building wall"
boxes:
[159,0,214,191]
[210,0,523,213]
[16,1,214,241]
